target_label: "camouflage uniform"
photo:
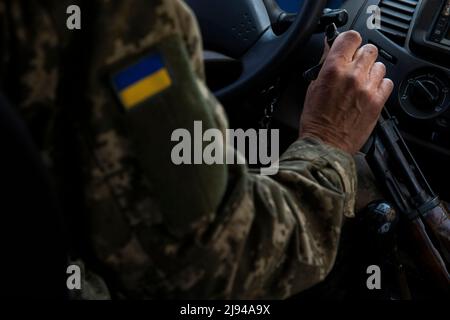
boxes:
[0,0,356,299]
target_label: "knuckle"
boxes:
[362,88,374,102]
[367,94,380,108]
[356,82,374,101]
[346,71,360,87]
[324,62,342,78]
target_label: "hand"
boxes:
[299,31,394,155]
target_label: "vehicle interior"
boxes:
[185,0,450,202]
[1,0,449,299]
[184,0,450,298]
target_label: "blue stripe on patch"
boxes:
[113,54,165,91]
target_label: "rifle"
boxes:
[363,108,450,293]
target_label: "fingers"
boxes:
[378,78,394,98]
[375,78,395,106]
[325,30,362,64]
[353,44,379,73]
[319,29,394,107]
[369,62,386,86]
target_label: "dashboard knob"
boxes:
[411,79,441,108]
[399,70,450,120]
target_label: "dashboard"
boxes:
[273,0,450,199]
[341,0,450,197]
[346,0,450,150]
[188,0,450,198]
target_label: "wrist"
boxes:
[299,130,352,155]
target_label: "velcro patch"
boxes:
[112,53,172,110]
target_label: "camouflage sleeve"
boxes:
[158,0,357,299]
[221,138,356,298]
[192,79,357,298]
[101,0,356,299]
[135,112,357,299]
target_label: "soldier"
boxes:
[0,0,393,299]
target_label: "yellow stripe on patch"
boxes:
[119,68,172,109]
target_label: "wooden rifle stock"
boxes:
[408,217,450,292]
[422,203,450,266]
[365,109,450,293]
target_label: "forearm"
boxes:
[208,138,356,298]
[237,138,356,298]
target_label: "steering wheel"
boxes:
[186,0,327,102]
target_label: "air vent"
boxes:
[378,0,419,46]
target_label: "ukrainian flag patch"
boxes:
[112,53,172,110]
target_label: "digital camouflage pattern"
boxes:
[0,0,357,299]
